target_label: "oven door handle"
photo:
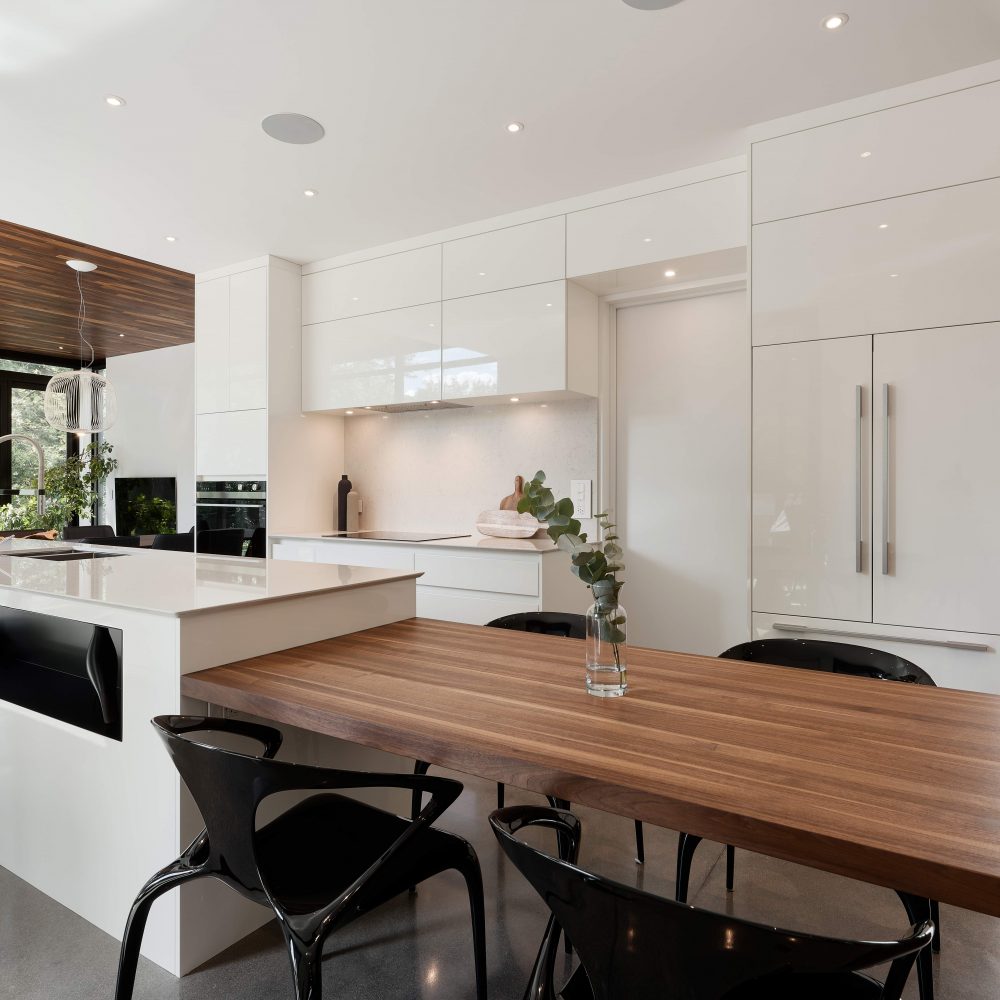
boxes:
[196,503,265,509]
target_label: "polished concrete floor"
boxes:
[3,768,998,999]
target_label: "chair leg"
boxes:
[929,899,941,953]
[545,796,574,956]
[280,925,324,1000]
[497,782,505,810]
[895,891,935,1000]
[114,863,203,1000]
[456,848,488,1000]
[411,759,431,821]
[675,832,703,904]
[725,843,736,892]
[633,820,645,865]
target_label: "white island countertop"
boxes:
[270,530,562,554]
[0,537,420,617]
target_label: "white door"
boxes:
[616,290,748,655]
[752,336,872,622]
[874,323,1000,635]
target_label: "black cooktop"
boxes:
[321,531,472,542]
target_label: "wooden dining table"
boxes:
[180,617,1000,917]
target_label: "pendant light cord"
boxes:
[76,269,95,369]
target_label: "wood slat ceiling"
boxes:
[0,219,193,361]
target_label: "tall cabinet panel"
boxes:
[194,277,229,414]
[873,323,1000,635]
[228,268,267,410]
[752,337,872,622]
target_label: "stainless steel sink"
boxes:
[14,551,128,562]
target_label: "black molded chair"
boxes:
[80,534,141,547]
[675,638,940,1000]
[492,804,932,1000]
[63,524,114,540]
[150,532,195,552]
[197,527,245,556]
[114,716,486,1000]
[246,526,267,558]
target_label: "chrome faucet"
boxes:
[0,434,46,518]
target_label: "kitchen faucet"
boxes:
[0,434,46,519]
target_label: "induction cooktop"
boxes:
[321,531,471,542]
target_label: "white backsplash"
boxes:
[343,399,599,535]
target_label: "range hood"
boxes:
[363,400,470,413]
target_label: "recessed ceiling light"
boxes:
[642,237,653,243]
[165,235,176,242]
[352,296,359,301]
[105,95,126,107]
[345,410,354,415]
[510,397,520,403]
[860,150,872,158]
[890,273,900,278]
[119,333,124,338]
[545,302,553,307]
[303,189,317,198]
[540,403,547,408]
[478,272,487,276]
[506,122,524,133]
[664,269,677,277]
[823,12,848,29]
[878,223,889,229]
[430,400,440,405]
[261,113,325,145]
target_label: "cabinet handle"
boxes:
[772,622,990,652]
[855,385,864,573]
[881,383,891,575]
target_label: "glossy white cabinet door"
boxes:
[752,177,1000,345]
[753,80,1000,223]
[195,276,229,414]
[752,337,872,621]
[227,267,267,410]
[442,282,566,399]
[302,245,441,325]
[196,409,267,478]
[302,303,441,411]
[873,324,1000,635]
[443,217,565,299]
[566,173,746,277]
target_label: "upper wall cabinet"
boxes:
[752,176,1000,346]
[752,81,1000,224]
[566,173,747,277]
[442,217,565,299]
[302,245,441,325]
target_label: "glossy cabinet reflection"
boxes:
[195,276,229,414]
[752,337,872,622]
[752,177,1000,346]
[302,302,442,411]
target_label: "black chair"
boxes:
[79,535,141,547]
[150,532,195,552]
[674,638,940,1000]
[492,804,932,1000]
[114,716,486,1000]
[63,524,114,540]
[197,527,245,556]
[246,526,267,558]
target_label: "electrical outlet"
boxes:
[570,479,592,519]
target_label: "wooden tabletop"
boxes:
[181,618,1000,916]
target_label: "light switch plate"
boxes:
[570,479,592,519]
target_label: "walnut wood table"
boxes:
[181,617,1000,917]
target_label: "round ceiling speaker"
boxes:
[261,113,325,144]
[622,0,684,8]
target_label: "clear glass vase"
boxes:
[585,592,628,698]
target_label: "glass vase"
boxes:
[585,594,628,697]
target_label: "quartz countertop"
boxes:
[0,538,420,617]
[270,531,562,554]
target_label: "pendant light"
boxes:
[44,260,117,433]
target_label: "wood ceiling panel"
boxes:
[0,219,193,361]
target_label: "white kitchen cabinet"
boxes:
[752,614,999,696]
[194,276,229,414]
[752,177,1000,346]
[196,409,267,478]
[302,303,442,412]
[873,324,1000,635]
[752,80,1000,224]
[752,337,872,623]
[415,588,538,625]
[311,541,415,572]
[442,280,597,402]
[301,245,441,325]
[566,173,746,277]
[443,217,565,299]
[227,268,267,410]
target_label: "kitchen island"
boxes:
[0,538,419,976]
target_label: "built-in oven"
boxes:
[195,480,266,544]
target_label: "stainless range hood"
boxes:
[362,400,470,413]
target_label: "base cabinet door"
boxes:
[416,586,538,626]
[874,323,1000,635]
[752,337,872,621]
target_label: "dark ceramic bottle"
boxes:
[337,474,352,532]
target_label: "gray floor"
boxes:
[3,768,998,999]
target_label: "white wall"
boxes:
[105,344,195,532]
[343,399,598,535]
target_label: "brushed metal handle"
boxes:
[772,622,990,652]
[855,385,863,573]
[881,383,890,575]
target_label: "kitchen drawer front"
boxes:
[416,586,538,626]
[271,540,318,563]
[302,245,442,324]
[414,551,540,596]
[302,303,442,411]
[443,217,565,299]
[752,80,1000,224]
[566,173,746,277]
[752,176,1000,345]
[311,542,416,571]
[752,613,1000,696]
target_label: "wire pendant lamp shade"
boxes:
[44,261,117,433]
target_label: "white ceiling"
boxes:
[2,0,999,274]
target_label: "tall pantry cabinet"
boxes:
[750,79,1000,693]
